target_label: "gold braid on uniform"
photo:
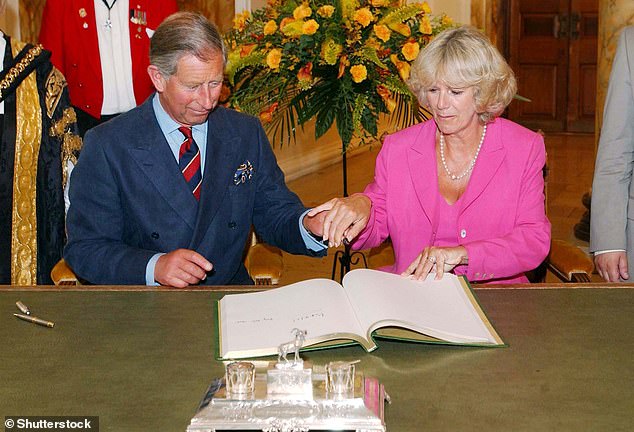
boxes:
[50,106,82,189]
[0,44,43,101]
[11,40,42,285]
[45,67,65,118]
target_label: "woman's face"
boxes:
[425,82,480,138]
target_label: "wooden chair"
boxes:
[51,231,284,286]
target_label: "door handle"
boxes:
[570,12,581,40]
[553,14,569,39]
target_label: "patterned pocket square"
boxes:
[233,161,254,185]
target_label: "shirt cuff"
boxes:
[299,210,327,252]
[146,253,165,285]
[593,249,626,256]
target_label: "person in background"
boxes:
[590,26,634,282]
[310,26,550,284]
[64,12,327,287]
[0,0,81,285]
[39,0,178,136]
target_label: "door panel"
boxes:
[507,0,597,133]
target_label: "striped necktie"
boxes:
[178,126,202,200]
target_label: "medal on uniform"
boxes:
[101,0,117,30]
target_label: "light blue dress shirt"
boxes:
[145,95,325,285]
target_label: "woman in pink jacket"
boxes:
[312,26,550,284]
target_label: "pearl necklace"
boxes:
[439,124,487,181]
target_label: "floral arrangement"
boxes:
[225,0,454,149]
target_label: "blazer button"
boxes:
[151,232,159,239]
[460,229,467,238]
[228,222,237,229]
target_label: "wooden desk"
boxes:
[1,285,632,431]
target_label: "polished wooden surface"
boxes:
[1,285,632,431]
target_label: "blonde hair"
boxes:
[408,26,517,123]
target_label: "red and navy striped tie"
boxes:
[178,126,202,200]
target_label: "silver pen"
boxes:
[15,301,30,315]
[13,313,55,328]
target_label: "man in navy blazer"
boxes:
[64,12,326,286]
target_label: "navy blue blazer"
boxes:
[64,98,323,285]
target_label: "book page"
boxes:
[342,269,499,344]
[219,278,368,358]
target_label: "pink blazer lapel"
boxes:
[460,119,506,213]
[406,121,439,224]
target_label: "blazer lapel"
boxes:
[190,108,242,247]
[128,100,198,229]
[460,119,506,213]
[407,122,439,224]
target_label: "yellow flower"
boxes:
[266,49,282,69]
[373,24,391,42]
[402,41,420,61]
[317,5,335,18]
[370,0,390,6]
[263,20,278,35]
[302,19,320,35]
[350,64,368,83]
[320,39,343,65]
[422,1,432,14]
[353,8,374,27]
[419,16,432,35]
[442,15,453,26]
[233,10,250,31]
[293,3,312,20]
[390,54,410,81]
[354,8,374,28]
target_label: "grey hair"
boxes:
[150,11,227,77]
[408,26,517,123]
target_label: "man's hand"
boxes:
[303,209,327,238]
[155,249,213,288]
[594,251,629,282]
[307,194,371,247]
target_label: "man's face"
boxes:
[149,50,225,126]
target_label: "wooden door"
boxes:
[506,0,597,132]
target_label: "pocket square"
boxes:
[233,161,254,185]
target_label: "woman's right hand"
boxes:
[307,193,371,247]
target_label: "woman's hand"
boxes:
[307,193,371,247]
[402,246,468,280]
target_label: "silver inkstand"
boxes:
[187,328,388,432]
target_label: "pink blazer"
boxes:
[352,118,551,284]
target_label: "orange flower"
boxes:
[377,85,396,112]
[353,8,374,28]
[401,41,420,61]
[239,44,257,57]
[263,20,278,35]
[279,17,295,30]
[390,54,411,81]
[297,62,313,82]
[389,22,411,37]
[266,49,282,69]
[419,16,432,35]
[338,55,349,79]
[302,19,320,35]
[293,3,312,20]
[317,5,335,18]
[373,24,391,42]
[370,0,389,6]
[259,102,279,123]
[350,64,368,83]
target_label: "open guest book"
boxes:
[216,269,504,360]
